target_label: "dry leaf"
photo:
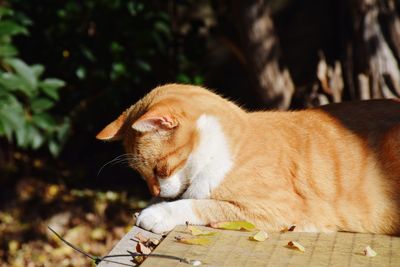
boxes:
[134,232,149,243]
[280,225,296,233]
[249,230,268,242]
[187,226,217,236]
[136,242,152,254]
[210,221,256,231]
[287,241,305,252]
[191,260,202,266]
[133,255,145,264]
[363,246,377,257]
[90,227,106,241]
[149,238,160,246]
[175,236,211,246]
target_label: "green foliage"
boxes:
[0,0,208,166]
[9,0,206,92]
[7,0,207,147]
[0,6,69,156]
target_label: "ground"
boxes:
[0,176,148,267]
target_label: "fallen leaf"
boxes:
[249,230,268,242]
[149,238,160,246]
[191,260,202,266]
[210,221,256,231]
[90,227,106,241]
[175,236,211,246]
[133,255,145,264]
[280,225,296,233]
[187,226,217,236]
[287,241,305,252]
[8,240,19,255]
[363,246,377,257]
[136,242,152,254]
[134,232,149,243]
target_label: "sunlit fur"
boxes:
[97,84,400,234]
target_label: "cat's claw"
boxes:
[136,203,177,234]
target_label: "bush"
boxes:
[0,6,69,156]
[5,0,207,156]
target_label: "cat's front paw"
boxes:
[136,203,177,234]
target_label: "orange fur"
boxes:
[97,84,400,234]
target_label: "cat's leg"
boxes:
[136,199,242,234]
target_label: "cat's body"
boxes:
[97,84,400,234]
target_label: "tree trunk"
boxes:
[344,0,400,100]
[232,0,294,110]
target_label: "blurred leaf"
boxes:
[31,98,54,113]
[0,108,23,140]
[91,227,106,241]
[110,41,124,54]
[30,126,44,149]
[57,9,66,18]
[48,140,60,157]
[0,121,5,136]
[136,60,151,72]
[127,2,144,16]
[0,72,26,92]
[80,45,96,62]
[8,240,19,255]
[176,73,191,84]
[4,58,37,91]
[193,75,204,85]
[15,120,27,147]
[0,113,13,140]
[0,20,28,36]
[56,119,70,141]
[111,62,126,79]
[31,64,45,78]
[0,44,18,57]
[40,78,65,100]
[0,7,14,17]
[40,78,65,89]
[154,21,171,36]
[76,66,86,80]
[31,113,55,130]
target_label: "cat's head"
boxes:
[96,84,205,198]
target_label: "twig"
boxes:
[47,225,202,266]
[47,226,100,262]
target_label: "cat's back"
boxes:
[315,99,400,136]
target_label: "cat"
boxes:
[96,83,400,234]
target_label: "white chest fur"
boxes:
[181,114,233,199]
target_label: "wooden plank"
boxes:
[97,226,162,267]
[141,225,400,267]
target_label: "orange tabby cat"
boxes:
[97,84,400,234]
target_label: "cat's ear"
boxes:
[96,112,127,141]
[131,112,178,132]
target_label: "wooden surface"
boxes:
[97,226,162,267]
[140,226,400,267]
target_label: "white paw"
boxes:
[136,203,177,234]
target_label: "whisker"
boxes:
[97,153,135,177]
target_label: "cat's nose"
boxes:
[147,176,160,197]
